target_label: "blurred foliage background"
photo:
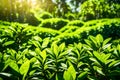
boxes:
[0,0,120,25]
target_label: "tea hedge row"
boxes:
[54,18,120,45]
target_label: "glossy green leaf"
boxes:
[96,34,103,43]
[89,36,97,47]
[52,43,58,57]
[78,72,87,80]
[42,38,49,49]
[35,48,41,55]
[0,72,12,77]
[64,70,73,80]
[9,61,19,73]
[103,38,111,47]
[59,43,65,52]
[3,41,15,46]
[84,39,92,47]
[94,66,105,76]
[20,60,30,75]
[109,60,120,68]
[64,65,76,80]
[40,50,46,63]
[33,36,42,41]
[102,43,111,50]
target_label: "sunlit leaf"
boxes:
[78,72,87,80]
[20,60,30,75]
[0,72,12,77]
[96,34,103,43]
[95,67,105,76]
[64,70,73,80]
[52,43,58,57]
[42,38,49,49]
[3,41,15,46]
[40,50,46,63]
[103,38,111,47]
[109,60,120,68]
[64,65,76,80]
[102,43,111,50]
[9,61,19,73]
[59,43,65,52]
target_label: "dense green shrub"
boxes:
[52,32,81,45]
[39,18,69,30]
[64,13,76,20]
[0,20,11,26]
[0,22,32,52]
[0,21,60,52]
[59,26,79,33]
[24,26,60,39]
[67,20,84,27]
[39,12,53,19]
[53,18,120,45]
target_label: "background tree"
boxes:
[79,0,120,21]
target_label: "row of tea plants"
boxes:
[0,19,120,80]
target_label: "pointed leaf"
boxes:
[78,72,87,80]
[20,60,30,75]
[3,41,15,46]
[103,38,111,47]
[9,61,19,73]
[52,43,58,58]
[40,50,46,63]
[102,43,111,50]
[89,35,97,47]
[42,38,49,49]
[84,39,92,47]
[109,60,120,68]
[64,71,73,80]
[67,65,76,80]
[0,72,12,77]
[96,34,103,43]
[59,43,65,52]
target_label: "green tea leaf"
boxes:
[20,60,30,75]
[103,38,111,47]
[102,43,111,50]
[89,35,98,48]
[52,43,58,57]
[96,34,103,43]
[0,72,12,77]
[109,60,120,68]
[64,65,76,80]
[40,50,46,63]
[42,38,49,49]
[84,39,92,47]
[3,41,15,46]
[35,48,41,55]
[9,61,19,73]
[59,43,65,52]
[78,72,87,80]
[96,67,105,76]
[64,70,73,80]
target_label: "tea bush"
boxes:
[54,18,120,45]
[67,20,84,27]
[59,26,79,33]
[39,12,53,19]
[39,18,69,30]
